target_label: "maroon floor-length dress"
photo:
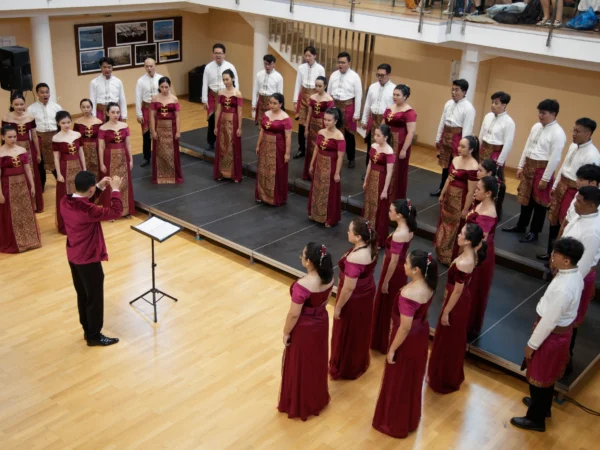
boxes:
[74,123,101,182]
[371,236,410,353]
[99,127,135,216]
[151,102,183,184]
[307,134,345,227]
[427,262,473,394]
[53,139,83,235]
[384,108,417,201]
[213,95,242,182]
[372,292,433,438]
[255,115,292,206]
[278,281,333,421]
[363,148,396,248]
[303,98,334,180]
[329,248,377,380]
[0,153,42,253]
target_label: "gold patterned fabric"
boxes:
[297,88,317,123]
[65,160,79,194]
[548,176,577,226]
[435,185,464,265]
[83,141,99,180]
[217,112,235,179]
[480,140,503,162]
[310,152,331,223]
[517,158,548,207]
[38,131,56,172]
[370,114,384,138]
[438,126,462,168]
[257,134,277,204]
[156,119,176,184]
[307,117,323,157]
[18,139,39,193]
[363,170,381,226]
[255,95,270,125]
[110,148,130,215]
[8,174,41,252]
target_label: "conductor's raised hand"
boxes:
[110,176,123,191]
[98,176,112,189]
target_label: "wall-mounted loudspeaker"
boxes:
[0,46,33,92]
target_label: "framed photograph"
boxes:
[108,46,132,68]
[135,43,157,66]
[159,40,180,63]
[80,49,105,74]
[153,19,174,42]
[78,25,104,50]
[115,21,148,46]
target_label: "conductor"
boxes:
[61,171,123,346]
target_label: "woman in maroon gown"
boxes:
[383,84,417,200]
[479,158,506,219]
[428,223,487,394]
[0,124,41,253]
[151,77,183,184]
[434,136,479,265]
[99,103,135,217]
[363,124,396,248]
[2,93,44,212]
[74,99,103,181]
[330,218,378,380]
[371,199,417,354]
[255,93,292,206]
[214,70,242,183]
[307,108,345,227]
[372,250,438,438]
[53,111,86,234]
[278,242,334,421]
[303,76,334,180]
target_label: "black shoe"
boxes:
[536,253,551,261]
[519,232,538,243]
[502,225,526,233]
[87,334,119,347]
[140,159,150,168]
[206,143,215,151]
[430,188,441,197]
[293,150,305,159]
[522,397,551,418]
[348,160,355,169]
[510,416,545,432]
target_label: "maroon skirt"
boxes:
[467,241,495,336]
[574,268,596,328]
[526,328,572,388]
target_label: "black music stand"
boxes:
[130,216,182,322]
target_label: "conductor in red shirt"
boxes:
[61,171,123,346]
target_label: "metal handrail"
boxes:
[349,0,360,23]
[546,4,560,47]
[290,0,294,13]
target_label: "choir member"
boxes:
[428,223,487,394]
[330,218,378,380]
[74,99,103,181]
[213,70,242,183]
[511,237,584,432]
[53,111,86,235]
[2,93,44,212]
[150,77,183,184]
[89,57,127,122]
[0,124,41,253]
[278,242,334,421]
[293,46,325,160]
[98,103,134,217]
[478,158,506,219]
[327,52,362,169]
[135,58,163,167]
[384,84,417,200]
[434,136,479,265]
[371,199,417,354]
[372,250,437,438]
[363,124,396,248]
[430,79,475,197]
[307,108,345,227]
[252,54,283,126]
[303,76,334,180]
[478,91,515,166]
[503,99,566,243]
[559,164,600,237]
[255,94,292,206]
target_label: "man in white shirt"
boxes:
[202,43,239,151]
[135,58,163,167]
[293,46,325,159]
[252,54,283,126]
[327,52,362,168]
[26,82,63,187]
[503,99,567,243]
[89,57,127,123]
[430,79,476,196]
[478,91,515,166]
[559,165,600,237]
[511,237,584,433]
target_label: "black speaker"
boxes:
[0,46,33,92]
[188,65,205,103]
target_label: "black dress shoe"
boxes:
[87,334,119,347]
[348,160,355,169]
[429,189,441,197]
[502,225,526,233]
[510,416,545,432]
[536,253,551,261]
[293,150,305,159]
[140,159,150,168]
[206,143,215,151]
[519,232,538,243]
[522,397,551,417]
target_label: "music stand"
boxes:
[130,216,182,322]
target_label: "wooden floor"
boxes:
[1,100,599,449]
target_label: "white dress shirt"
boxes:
[293,62,326,102]
[252,69,283,108]
[201,61,239,104]
[478,111,516,166]
[135,73,163,118]
[564,190,600,224]
[361,80,395,125]
[327,69,362,120]
[26,101,63,132]
[553,141,600,189]
[89,75,128,119]
[528,268,583,350]
[435,98,476,143]
[563,211,600,278]
[518,121,567,181]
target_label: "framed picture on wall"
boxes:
[80,49,105,74]
[158,41,180,63]
[78,25,104,50]
[135,43,157,66]
[153,19,174,42]
[115,21,148,46]
[108,46,132,68]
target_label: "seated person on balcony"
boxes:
[538,0,563,27]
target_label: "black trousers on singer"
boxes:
[344,129,356,163]
[142,129,152,161]
[69,262,105,341]
[207,113,216,148]
[516,195,547,234]
[526,383,554,425]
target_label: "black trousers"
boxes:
[142,130,152,161]
[69,261,105,340]
[344,129,356,163]
[39,159,47,190]
[365,131,372,168]
[546,224,561,254]
[569,327,578,359]
[516,195,547,234]
[439,163,451,190]
[207,113,216,147]
[297,124,306,153]
[526,383,554,425]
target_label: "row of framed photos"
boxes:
[78,19,174,50]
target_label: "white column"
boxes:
[30,15,57,102]
[252,16,270,89]
[458,47,479,104]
